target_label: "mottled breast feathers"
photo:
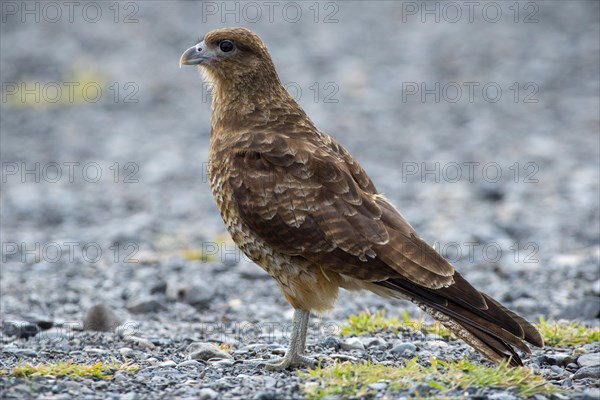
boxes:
[221,129,456,289]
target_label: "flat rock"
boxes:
[578,352,600,368]
[573,365,600,380]
[187,342,233,361]
[340,337,365,351]
[126,298,167,314]
[390,342,417,355]
[359,336,387,348]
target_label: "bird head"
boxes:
[180,27,279,89]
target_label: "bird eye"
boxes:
[219,40,235,53]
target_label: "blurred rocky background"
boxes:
[1,1,598,398]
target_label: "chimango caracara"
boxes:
[180,27,543,370]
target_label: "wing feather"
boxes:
[229,131,454,286]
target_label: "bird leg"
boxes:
[253,308,317,370]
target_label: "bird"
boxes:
[179,27,544,370]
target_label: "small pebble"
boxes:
[119,347,135,358]
[367,382,388,391]
[340,337,365,351]
[426,340,448,347]
[566,363,580,371]
[209,358,234,368]
[319,336,341,350]
[390,342,417,355]
[159,360,177,367]
[177,360,203,368]
[198,388,219,400]
[545,353,572,367]
[84,347,108,355]
[188,342,233,361]
[252,391,278,400]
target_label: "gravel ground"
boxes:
[1,1,599,399]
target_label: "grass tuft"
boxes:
[7,360,138,380]
[301,357,559,399]
[340,310,456,339]
[340,309,401,336]
[535,317,600,347]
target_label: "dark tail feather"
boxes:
[378,274,543,366]
[482,293,544,348]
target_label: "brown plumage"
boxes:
[180,27,543,370]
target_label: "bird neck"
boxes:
[209,75,309,134]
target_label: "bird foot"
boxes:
[246,354,318,371]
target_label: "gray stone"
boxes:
[583,388,600,400]
[188,342,233,361]
[263,376,277,388]
[93,381,109,390]
[126,298,166,314]
[198,388,219,400]
[2,320,39,338]
[559,296,600,320]
[84,347,108,355]
[340,337,365,351]
[209,358,234,367]
[252,391,278,400]
[489,393,518,400]
[329,353,359,362]
[408,383,432,397]
[573,365,600,380]
[2,348,37,357]
[36,327,73,343]
[577,352,600,368]
[390,342,417,355]
[545,353,572,367]
[360,336,387,348]
[549,365,565,375]
[159,360,177,367]
[119,347,135,358]
[367,382,388,391]
[177,360,203,368]
[180,285,215,309]
[319,336,341,350]
[565,362,579,371]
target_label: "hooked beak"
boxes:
[179,41,214,68]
